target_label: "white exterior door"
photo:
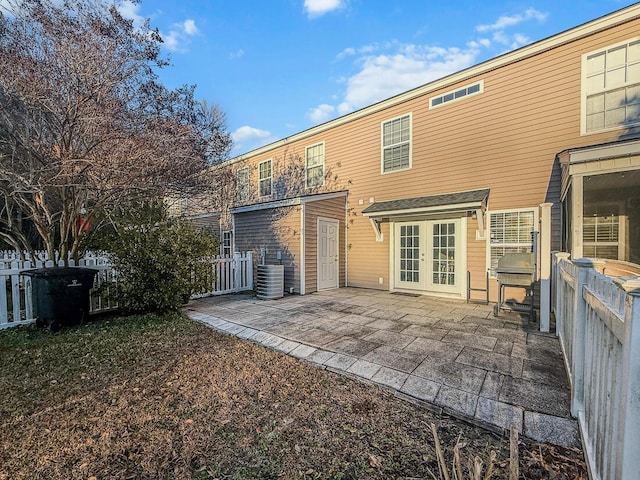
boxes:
[393,218,465,296]
[317,218,339,290]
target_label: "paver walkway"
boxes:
[186,288,579,447]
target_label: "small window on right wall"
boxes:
[582,38,640,134]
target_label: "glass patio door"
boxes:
[426,220,461,294]
[395,223,425,290]
[394,219,463,295]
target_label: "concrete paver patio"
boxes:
[186,287,579,447]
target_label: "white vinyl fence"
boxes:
[554,254,640,480]
[190,252,254,298]
[0,251,253,330]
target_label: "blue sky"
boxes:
[119,0,635,156]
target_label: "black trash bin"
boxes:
[23,267,98,330]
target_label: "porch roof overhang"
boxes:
[230,190,348,214]
[361,188,489,241]
[558,138,640,200]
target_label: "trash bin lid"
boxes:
[22,267,99,277]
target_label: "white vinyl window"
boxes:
[236,167,249,202]
[306,142,325,188]
[487,209,537,276]
[582,38,640,134]
[221,230,232,256]
[381,113,412,173]
[258,159,272,197]
[583,204,623,259]
[430,81,483,109]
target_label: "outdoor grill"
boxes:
[493,252,536,321]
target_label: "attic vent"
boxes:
[429,81,483,109]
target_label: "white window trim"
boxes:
[485,207,539,278]
[429,80,484,110]
[583,200,627,260]
[305,141,325,188]
[236,167,249,202]
[580,36,640,136]
[221,230,233,256]
[258,159,272,198]
[380,112,412,175]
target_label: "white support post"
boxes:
[554,252,571,336]
[539,202,553,332]
[570,258,591,418]
[246,252,254,290]
[616,278,640,479]
[233,252,241,292]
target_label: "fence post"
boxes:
[615,278,640,479]
[554,253,571,336]
[233,252,241,292]
[539,202,553,332]
[570,258,597,417]
[246,252,254,290]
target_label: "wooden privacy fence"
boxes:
[553,254,640,480]
[0,252,254,330]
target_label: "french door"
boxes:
[394,219,464,295]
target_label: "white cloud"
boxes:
[161,18,199,52]
[231,126,275,154]
[183,18,198,35]
[476,8,547,32]
[305,8,548,126]
[117,0,146,29]
[304,0,345,18]
[315,43,481,121]
[475,8,546,49]
[307,104,335,123]
[229,48,245,60]
[232,126,271,143]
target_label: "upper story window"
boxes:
[306,142,325,188]
[236,167,249,202]
[487,209,536,277]
[381,113,412,173]
[258,159,272,197]
[429,81,483,109]
[583,38,640,134]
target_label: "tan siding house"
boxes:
[208,4,640,304]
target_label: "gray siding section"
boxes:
[234,206,301,294]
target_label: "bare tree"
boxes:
[0,0,231,261]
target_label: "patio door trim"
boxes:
[389,217,467,298]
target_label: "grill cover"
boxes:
[495,253,535,286]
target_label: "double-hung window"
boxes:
[381,113,412,173]
[487,209,536,276]
[583,38,640,133]
[258,159,272,197]
[306,142,325,188]
[236,167,249,202]
[221,230,232,256]
[583,203,623,259]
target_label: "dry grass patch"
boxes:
[0,313,586,479]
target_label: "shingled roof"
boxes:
[361,188,489,216]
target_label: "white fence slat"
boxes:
[553,253,640,480]
[0,251,254,329]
